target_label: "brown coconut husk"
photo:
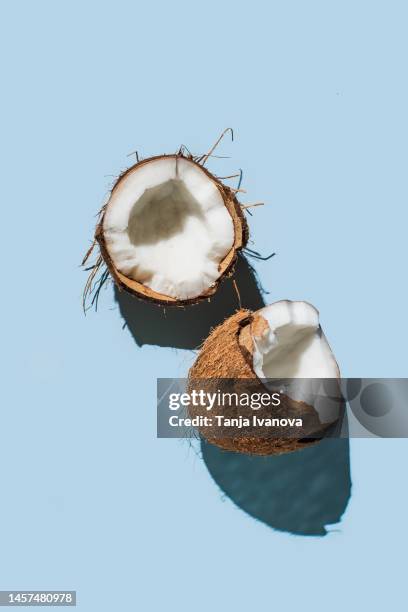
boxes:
[83,144,249,310]
[188,310,339,456]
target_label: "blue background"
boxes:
[1,1,407,610]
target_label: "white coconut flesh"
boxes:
[249,300,342,424]
[102,157,235,300]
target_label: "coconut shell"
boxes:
[188,310,338,456]
[89,154,248,307]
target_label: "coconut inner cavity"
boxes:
[103,157,234,300]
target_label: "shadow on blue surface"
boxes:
[115,254,266,349]
[201,436,351,536]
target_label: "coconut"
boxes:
[83,148,248,308]
[188,300,343,455]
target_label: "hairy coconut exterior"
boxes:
[188,310,337,456]
[90,154,248,307]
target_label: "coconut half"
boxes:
[188,300,343,455]
[84,153,248,306]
